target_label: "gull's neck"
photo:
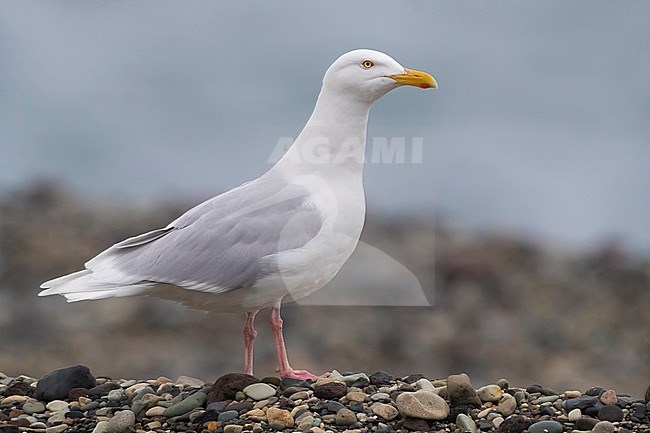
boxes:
[273,85,372,178]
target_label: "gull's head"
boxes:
[322,49,437,103]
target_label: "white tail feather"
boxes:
[39,269,153,301]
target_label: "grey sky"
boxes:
[1,1,649,253]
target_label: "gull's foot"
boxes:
[281,369,318,381]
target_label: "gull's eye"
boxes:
[361,59,374,69]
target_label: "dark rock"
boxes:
[225,401,253,413]
[351,377,369,388]
[3,382,31,396]
[575,417,599,430]
[66,410,84,419]
[282,386,309,397]
[0,426,21,433]
[566,395,599,411]
[528,420,562,433]
[478,419,494,430]
[369,371,393,386]
[349,402,364,412]
[9,419,31,428]
[279,377,311,390]
[206,373,259,403]
[598,404,624,422]
[191,410,221,424]
[33,365,96,401]
[631,403,646,420]
[68,387,89,399]
[447,374,482,407]
[217,410,239,422]
[497,415,530,433]
[402,374,425,384]
[313,381,347,399]
[403,417,430,431]
[261,376,281,386]
[539,406,555,417]
[87,382,121,397]
[325,401,345,413]
[585,402,605,417]
[586,387,605,396]
[206,401,228,413]
[526,385,544,394]
[645,385,650,403]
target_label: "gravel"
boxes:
[0,366,648,433]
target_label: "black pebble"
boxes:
[402,374,425,384]
[598,404,625,422]
[478,419,495,430]
[526,385,544,394]
[66,411,84,419]
[0,426,20,433]
[497,415,530,433]
[645,385,650,404]
[369,371,393,386]
[566,395,599,411]
[326,401,345,413]
[33,365,96,401]
[402,417,430,431]
[539,406,554,417]
[585,387,605,396]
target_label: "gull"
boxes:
[39,49,437,380]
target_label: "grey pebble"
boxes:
[22,399,46,414]
[591,421,615,433]
[162,391,206,417]
[218,410,240,422]
[243,383,276,401]
[456,413,478,433]
[106,410,135,433]
[528,420,563,433]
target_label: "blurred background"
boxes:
[1,1,648,396]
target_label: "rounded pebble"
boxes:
[243,383,276,401]
[592,420,615,433]
[528,420,563,433]
[106,410,135,433]
[597,404,624,422]
[395,390,449,420]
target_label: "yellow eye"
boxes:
[361,59,374,69]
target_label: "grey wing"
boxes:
[86,179,323,292]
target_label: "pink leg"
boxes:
[243,311,258,375]
[270,305,317,381]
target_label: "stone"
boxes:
[599,390,618,405]
[568,408,582,422]
[34,365,96,401]
[566,395,599,411]
[414,378,436,392]
[395,390,449,420]
[218,410,239,422]
[223,425,243,433]
[162,391,206,417]
[496,415,529,433]
[496,394,517,416]
[46,400,69,411]
[371,392,391,402]
[31,422,48,429]
[497,379,509,390]
[346,391,366,403]
[478,385,503,402]
[145,406,166,417]
[0,427,20,433]
[592,420,615,433]
[22,399,46,414]
[402,418,430,431]
[176,375,205,388]
[645,384,650,403]
[369,371,393,386]
[335,408,356,426]
[92,421,109,433]
[457,413,478,433]
[564,390,582,398]
[266,407,294,428]
[447,373,482,407]
[372,403,398,421]
[107,389,125,402]
[314,381,347,399]
[106,410,135,433]
[528,420,563,433]
[207,373,259,403]
[46,425,68,433]
[87,382,120,397]
[575,417,599,430]
[329,370,370,387]
[4,382,32,396]
[597,404,624,422]
[243,383,276,401]
[243,408,266,420]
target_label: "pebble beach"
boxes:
[1,366,648,433]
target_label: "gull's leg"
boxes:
[270,304,317,381]
[243,310,258,375]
